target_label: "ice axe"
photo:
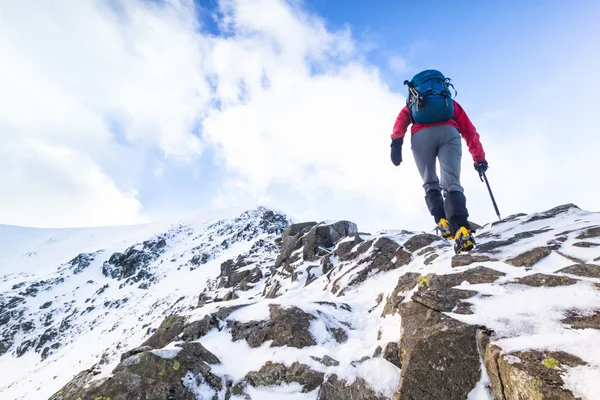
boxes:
[478,167,501,221]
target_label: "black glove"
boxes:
[390,138,403,166]
[474,160,488,173]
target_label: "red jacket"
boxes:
[392,100,486,162]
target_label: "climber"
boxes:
[390,70,488,254]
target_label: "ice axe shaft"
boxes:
[479,169,501,221]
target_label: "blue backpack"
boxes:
[404,70,456,124]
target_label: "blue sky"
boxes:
[1,0,599,231]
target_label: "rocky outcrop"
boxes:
[402,233,441,253]
[228,304,317,348]
[556,263,600,278]
[505,247,551,267]
[393,301,480,400]
[101,236,167,288]
[478,331,585,400]
[243,361,324,393]
[141,315,186,349]
[50,342,222,400]
[318,375,388,400]
[303,221,359,261]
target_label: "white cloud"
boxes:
[0,0,213,227]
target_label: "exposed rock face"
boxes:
[381,273,420,317]
[402,233,441,253]
[556,263,600,278]
[505,247,552,267]
[141,315,186,349]
[478,332,585,400]
[394,301,480,400]
[383,342,401,369]
[274,222,317,269]
[507,273,579,287]
[451,253,495,267]
[576,226,600,239]
[50,342,221,400]
[561,310,600,329]
[228,305,317,349]
[525,203,580,223]
[303,221,359,261]
[101,236,167,288]
[318,374,388,400]
[244,361,324,392]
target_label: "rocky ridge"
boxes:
[1,204,599,399]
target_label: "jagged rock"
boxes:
[50,342,221,400]
[507,273,579,287]
[181,315,219,342]
[303,221,358,261]
[491,213,527,227]
[141,315,186,349]
[412,287,478,313]
[120,345,152,361]
[451,254,495,267]
[190,252,211,266]
[327,327,348,343]
[102,237,166,287]
[321,255,334,275]
[275,222,317,268]
[454,301,474,315]
[478,332,585,400]
[526,203,580,223]
[334,235,365,261]
[556,263,600,278]
[346,238,412,287]
[228,305,316,349]
[67,252,98,274]
[311,355,340,367]
[394,301,480,399]
[222,290,238,302]
[40,301,53,309]
[381,273,420,317]
[402,233,441,253]
[423,253,438,265]
[561,310,600,329]
[373,346,382,357]
[383,342,401,368]
[318,374,387,400]
[245,361,324,392]
[576,226,600,239]
[505,247,552,267]
[474,237,518,253]
[428,266,506,290]
[15,339,35,357]
[264,281,280,299]
[572,241,599,248]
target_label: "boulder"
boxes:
[228,305,316,349]
[394,301,480,399]
[381,273,420,317]
[555,263,600,278]
[478,332,585,400]
[303,221,358,261]
[402,234,441,253]
[505,247,551,267]
[507,273,579,287]
[50,342,221,400]
[245,361,324,393]
[141,315,186,349]
[274,222,317,268]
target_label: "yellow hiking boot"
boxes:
[454,226,475,254]
[436,218,453,240]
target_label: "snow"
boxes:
[1,205,599,399]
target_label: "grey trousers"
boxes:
[411,124,469,232]
[411,124,463,195]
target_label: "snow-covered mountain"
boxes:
[1,205,599,400]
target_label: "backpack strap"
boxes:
[403,80,415,124]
